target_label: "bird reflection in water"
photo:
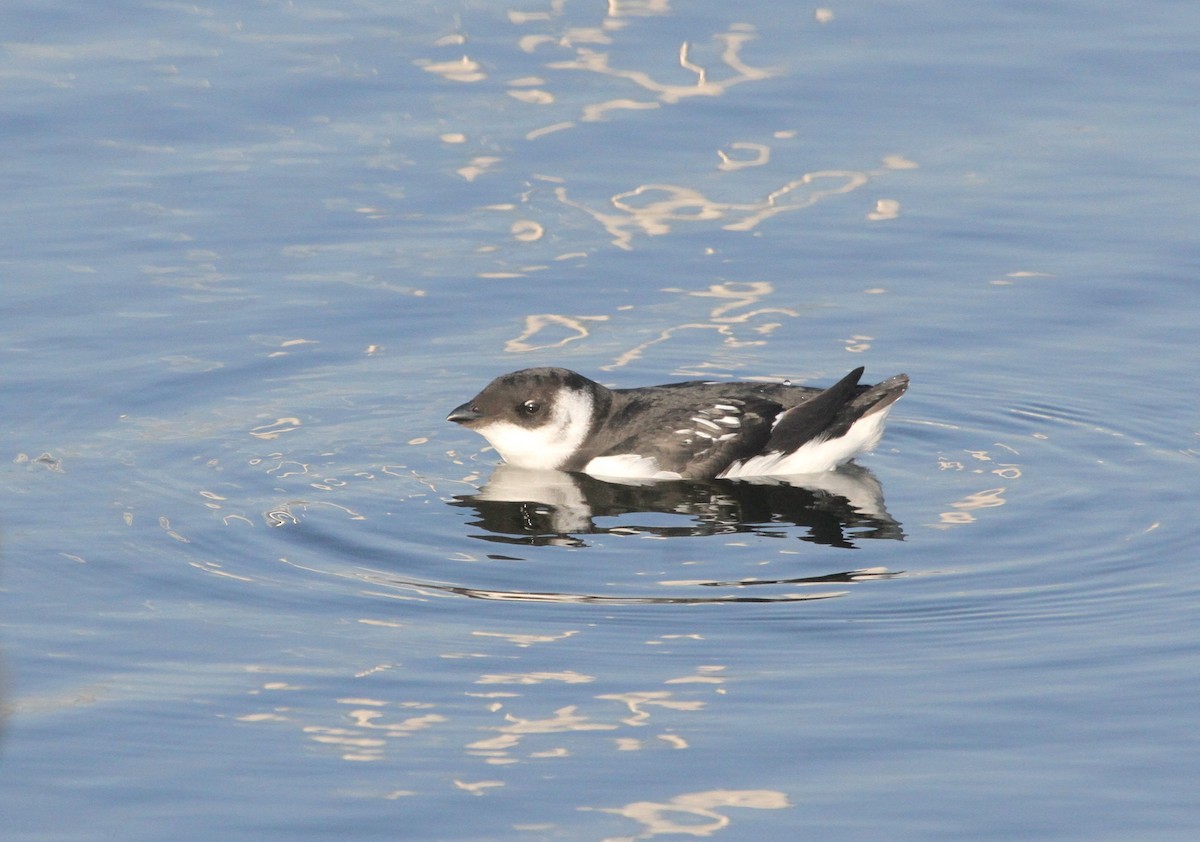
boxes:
[449,463,903,548]
[403,464,906,604]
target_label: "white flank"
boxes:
[583,454,683,481]
[718,408,892,479]
[477,388,594,470]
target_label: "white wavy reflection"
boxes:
[540,24,775,116]
[405,5,911,253]
[933,445,1022,527]
[496,281,800,373]
[555,170,870,249]
[583,788,791,839]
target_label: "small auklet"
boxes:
[447,366,908,480]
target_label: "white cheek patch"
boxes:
[475,388,594,471]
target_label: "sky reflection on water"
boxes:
[3,0,1200,839]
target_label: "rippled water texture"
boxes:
[3,1,1199,840]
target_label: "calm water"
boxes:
[3,1,1199,839]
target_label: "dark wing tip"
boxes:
[764,368,869,452]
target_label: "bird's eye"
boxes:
[522,400,541,415]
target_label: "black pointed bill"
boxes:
[447,402,482,424]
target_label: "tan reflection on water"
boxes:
[421,13,776,134]
[505,313,611,353]
[498,280,801,373]
[238,638,740,770]
[248,417,302,440]
[596,690,705,726]
[454,661,738,768]
[582,788,790,838]
[409,7,915,255]
[472,629,580,647]
[555,169,870,250]
[541,25,773,114]
[716,141,769,171]
[302,705,448,763]
[934,445,1021,527]
[229,616,800,837]
[414,55,486,84]
[467,703,619,763]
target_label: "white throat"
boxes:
[477,387,595,470]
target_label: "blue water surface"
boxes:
[3,1,1199,840]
